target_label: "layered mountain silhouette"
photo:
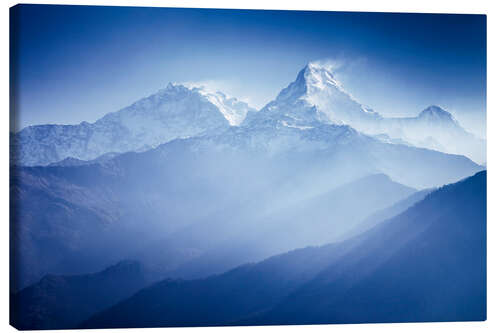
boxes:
[10,61,487,329]
[341,187,435,240]
[249,172,486,325]
[9,162,422,291]
[10,261,149,330]
[10,105,482,288]
[159,173,417,280]
[77,171,485,328]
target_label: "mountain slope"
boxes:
[206,117,482,189]
[10,120,483,290]
[164,173,416,280]
[10,163,128,291]
[340,187,435,240]
[10,68,483,287]
[250,171,486,324]
[10,261,149,330]
[81,171,486,328]
[81,243,359,329]
[11,84,256,166]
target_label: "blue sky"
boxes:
[11,5,486,137]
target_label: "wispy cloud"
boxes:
[309,58,345,73]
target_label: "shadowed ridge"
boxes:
[80,171,485,328]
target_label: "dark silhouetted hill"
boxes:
[10,260,148,330]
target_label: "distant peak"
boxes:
[418,105,456,122]
[422,105,447,113]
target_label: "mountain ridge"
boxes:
[244,62,485,163]
[79,171,486,328]
[10,260,149,330]
[10,124,482,291]
[11,62,485,166]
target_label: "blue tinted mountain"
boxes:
[10,124,482,291]
[248,171,486,324]
[162,173,416,280]
[11,84,256,166]
[80,171,486,328]
[10,260,149,330]
[11,63,485,167]
[340,187,435,240]
[244,63,485,163]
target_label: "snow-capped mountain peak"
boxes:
[241,63,484,164]
[275,63,344,103]
[248,63,380,129]
[302,62,343,91]
[12,83,255,166]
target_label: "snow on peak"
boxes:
[195,88,255,126]
[254,62,380,129]
[301,62,343,91]
[275,62,344,103]
[181,83,256,126]
[120,81,258,128]
[13,82,242,166]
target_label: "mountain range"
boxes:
[11,63,485,166]
[10,63,484,291]
[135,173,417,280]
[11,171,485,329]
[10,62,487,329]
[37,170,482,329]
[10,112,483,291]
[245,63,485,163]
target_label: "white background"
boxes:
[1,1,498,332]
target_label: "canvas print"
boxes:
[9,4,486,330]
